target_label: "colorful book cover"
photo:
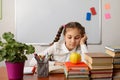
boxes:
[65,62,88,67]
[64,66,89,75]
[65,62,89,71]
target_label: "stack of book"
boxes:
[84,53,113,80]
[105,46,120,80]
[64,62,90,80]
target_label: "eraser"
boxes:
[90,7,96,15]
[86,12,91,21]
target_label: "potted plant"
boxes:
[0,32,35,80]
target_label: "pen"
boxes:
[34,53,41,63]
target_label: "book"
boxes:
[65,62,89,70]
[105,49,120,57]
[24,66,36,75]
[64,68,89,78]
[113,71,120,76]
[67,78,90,80]
[64,62,90,79]
[90,69,113,74]
[91,73,112,78]
[105,46,120,52]
[67,74,89,78]
[64,67,89,78]
[49,65,64,73]
[64,62,89,75]
[113,57,120,64]
[84,53,113,64]
[113,77,120,80]
[91,78,112,80]
[85,59,112,66]
[86,61,113,70]
[113,64,120,69]
[64,66,89,75]
[68,71,89,75]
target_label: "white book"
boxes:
[24,66,36,74]
[49,65,64,73]
[105,46,120,52]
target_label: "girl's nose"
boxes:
[71,38,75,43]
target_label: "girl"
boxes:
[30,22,88,66]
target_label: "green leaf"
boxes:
[0,41,3,46]
[0,57,4,62]
[26,45,35,54]
[2,32,14,42]
[0,32,35,62]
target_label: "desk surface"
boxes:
[0,67,66,80]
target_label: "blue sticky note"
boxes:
[86,12,91,21]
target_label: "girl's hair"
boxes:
[50,22,87,45]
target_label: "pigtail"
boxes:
[50,26,64,45]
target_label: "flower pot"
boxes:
[5,61,25,80]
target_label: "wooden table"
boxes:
[0,67,66,80]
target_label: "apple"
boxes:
[69,52,81,64]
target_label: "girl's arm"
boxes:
[80,34,88,62]
[80,34,88,45]
[80,34,88,53]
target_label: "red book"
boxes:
[65,62,89,71]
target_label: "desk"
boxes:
[0,67,66,80]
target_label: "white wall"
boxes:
[0,0,15,66]
[0,0,120,66]
[0,0,15,35]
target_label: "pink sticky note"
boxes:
[105,3,111,10]
[105,13,111,19]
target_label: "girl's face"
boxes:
[64,28,82,51]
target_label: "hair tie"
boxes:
[62,25,66,28]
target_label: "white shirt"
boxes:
[29,41,88,66]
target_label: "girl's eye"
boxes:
[75,37,80,39]
[67,36,72,39]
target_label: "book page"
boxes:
[24,66,35,74]
[49,65,64,73]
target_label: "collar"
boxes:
[62,42,77,53]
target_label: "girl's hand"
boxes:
[54,62,65,66]
[80,34,88,45]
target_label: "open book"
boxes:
[49,65,64,73]
[24,66,36,75]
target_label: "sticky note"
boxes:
[86,12,91,21]
[105,3,110,10]
[105,13,111,19]
[90,7,97,15]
